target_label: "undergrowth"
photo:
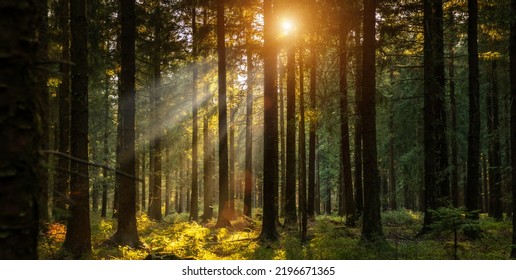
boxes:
[38,209,514,260]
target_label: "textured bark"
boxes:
[339,13,355,224]
[0,0,41,259]
[55,0,70,221]
[63,0,91,258]
[148,5,163,222]
[259,0,279,241]
[110,0,140,248]
[353,22,364,215]
[215,0,231,228]
[466,0,481,219]
[487,60,502,220]
[244,29,254,218]
[101,76,110,218]
[203,113,214,221]
[448,15,459,207]
[190,4,199,221]
[299,51,308,243]
[360,0,384,243]
[308,40,317,219]
[284,46,297,227]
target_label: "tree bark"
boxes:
[0,0,41,259]
[63,0,91,258]
[259,0,279,241]
[487,59,502,220]
[299,50,308,243]
[353,20,364,215]
[510,0,516,259]
[308,38,317,220]
[244,27,254,218]
[190,4,199,221]
[466,0,481,219]
[360,0,384,243]
[284,45,297,227]
[215,0,231,228]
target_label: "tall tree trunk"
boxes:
[148,6,163,221]
[353,20,364,215]
[55,0,70,222]
[165,148,170,216]
[259,0,279,241]
[0,0,41,259]
[101,75,110,219]
[229,105,236,218]
[360,0,384,243]
[279,63,286,218]
[449,12,459,207]
[110,0,140,248]
[466,0,481,219]
[284,45,297,227]
[388,105,397,211]
[63,0,91,258]
[203,113,214,221]
[510,0,516,259]
[190,4,199,221]
[308,39,317,220]
[215,0,231,228]
[487,59,502,220]
[244,28,254,218]
[299,50,308,243]
[339,11,355,225]
[422,0,448,232]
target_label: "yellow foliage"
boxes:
[46,223,66,243]
[479,51,501,61]
[47,77,62,88]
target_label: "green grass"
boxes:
[38,209,515,260]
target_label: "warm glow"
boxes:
[281,19,295,35]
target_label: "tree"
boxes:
[55,0,71,222]
[215,0,232,228]
[339,3,355,225]
[190,2,199,221]
[0,0,41,259]
[259,0,280,241]
[299,49,308,243]
[353,13,364,215]
[465,0,481,220]
[110,0,141,248]
[244,20,255,218]
[422,0,448,232]
[284,37,297,227]
[307,35,317,220]
[510,0,516,260]
[360,0,384,243]
[148,4,163,222]
[63,0,91,258]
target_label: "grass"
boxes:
[38,209,515,260]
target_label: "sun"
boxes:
[281,19,295,35]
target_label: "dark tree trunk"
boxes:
[190,4,199,221]
[229,105,236,218]
[325,187,331,215]
[279,63,286,218]
[308,39,317,220]
[339,11,355,225]
[510,0,516,259]
[422,0,448,232]
[63,0,91,258]
[388,104,397,211]
[299,50,308,243]
[448,14,459,207]
[141,140,146,211]
[487,59,502,220]
[284,45,297,227]
[215,0,231,228]
[244,28,254,218]
[148,6,163,222]
[466,0,481,219]
[360,0,384,243]
[259,0,279,241]
[55,0,70,222]
[0,0,41,259]
[110,0,140,248]
[101,76,110,219]
[165,149,170,216]
[37,0,50,224]
[353,21,364,215]
[203,113,214,221]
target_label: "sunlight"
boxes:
[280,18,295,35]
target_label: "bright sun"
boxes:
[281,19,294,34]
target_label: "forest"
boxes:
[2,0,516,260]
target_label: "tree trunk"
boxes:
[353,20,364,215]
[466,0,481,219]
[229,105,236,218]
[244,27,254,218]
[259,0,279,241]
[299,50,308,243]
[55,0,70,222]
[0,0,41,259]
[388,105,397,211]
[284,45,297,227]
[279,62,286,218]
[339,11,355,225]
[360,0,384,243]
[215,0,231,228]
[110,0,140,248]
[63,0,91,258]
[148,6,163,222]
[487,59,502,220]
[203,113,214,221]
[308,39,317,220]
[141,141,146,211]
[101,75,110,219]
[448,13,459,207]
[190,4,199,221]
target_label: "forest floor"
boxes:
[39,209,513,260]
